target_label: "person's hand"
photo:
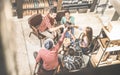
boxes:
[61,25,65,28]
[64,27,68,32]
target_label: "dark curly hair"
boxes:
[68,47,75,56]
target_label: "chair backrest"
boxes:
[88,36,100,53]
[28,14,42,28]
[55,11,64,22]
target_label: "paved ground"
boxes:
[12,6,115,75]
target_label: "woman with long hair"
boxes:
[79,26,93,55]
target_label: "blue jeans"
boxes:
[65,28,74,38]
[65,28,74,46]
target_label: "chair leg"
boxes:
[56,65,61,73]
[33,51,38,59]
[29,32,33,37]
[39,36,47,47]
[40,39,42,47]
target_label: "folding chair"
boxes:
[28,13,46,47]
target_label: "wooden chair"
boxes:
[28,14,46,47]
[55,11,64,25]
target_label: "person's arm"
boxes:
[68,30,76,41]
[70,16,75,25]
[48,25,64,32]
[54,27,68,51]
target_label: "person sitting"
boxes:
[37,7,64,39]
[61,10,75,38]
[62,47,82,72]
[79,26,93,55]
[33,27,68,75]
[59,31,76,56]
